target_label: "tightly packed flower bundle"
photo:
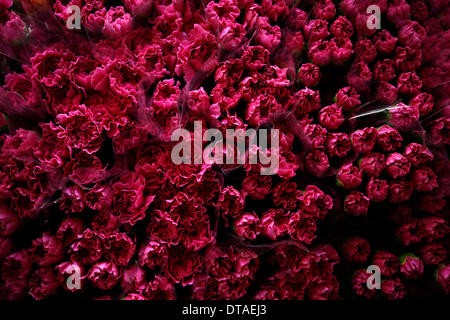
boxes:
[0,0,449,300]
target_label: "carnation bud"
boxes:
[381,278,405,300]
[351,127,378,154]
[0,203,20,237]
[233,212,262,240]
[411,166,438,192]
[387,0,411,28]
[346,61,372,94]
[0,11,27,44]
[385,152,411,178]
[330,37,354,65]
[319,104,344,130]
[342,237,370,263]
[388,179,413,203]
[88,261,121,290]
[373,251,400,277]
[344,191,370,216]
[30,232,64,267]
[376,81,398,105]
[358,152,386,177]
[28,267,58,300]
[374,30,398,55]
[121,264,147,293]
[336,86,360,111]
[366,177,389,202]
[435,265,450,294]
[398,21,426,49]
[308,40,332,66]
[388,103,420,130]
[0,237,13,259]
[397,72,422,96]
[297,63,321,87]
[336,163,363,189]
[377,125,403,152]
[409,93,434,117]
[399,254,424,279]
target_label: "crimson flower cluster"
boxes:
[0,0,449,300]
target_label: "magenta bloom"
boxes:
[346,61,372,94]
[28,268,59,300]
[400,255,424,279]
[366,177,389,202]
[88,261,121,290]
[297,63,321,87]
[404,143,433,167]
[0,0,447,302]
[385,152,411,178]
[436,265,450,294]
[389,180,414,203]
[409,93,434,117]
[342,237,370,264]
[330,16,353,38]
[337,163,363,189]
[319,104,344,130]
[308,40,332,66]
[0,10,26,44]
[359,153,386,177]
[389,103,420,130]
[374,30,398,55]
[382,278,406,300]
[351,127,378,154]
[30,232,64,267]
[398,21,427,49]
[373,59,396,82]
[0,0,12,9]
[344,191,370,216]
[373,251,400,277]
[233,212,262,240]
[336,86,361,111]
[376,81,398,105]
[330,37,354,65]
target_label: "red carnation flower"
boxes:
[297,63,321,87]
[308,40,332,66]
[366,177,389,202]
[344,191,370,216]
[381,278,405,300]
[336,86,361,111]
[359,153,386,177]
[409,93,434,117]
[233,212,262,241]
[385,152,411,179]
[373,59,396,82]
[330,16,353,38]
[342,237,370,264]
[351,127,378,154]
[319,104,345,130]
[389,179,414,203]
[330,37,354,65]
[376,81,398,105]
[373,251,400,277]
[374,30,398,55]
[337,163,363,189]
[400,254,424,279]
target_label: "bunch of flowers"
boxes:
[0,0,449,300]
